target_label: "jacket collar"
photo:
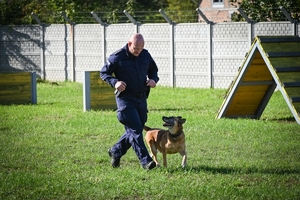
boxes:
[125,44,137,59]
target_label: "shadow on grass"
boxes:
[272,116,296,123]
[167,165,300,175]
[149,108,193,112]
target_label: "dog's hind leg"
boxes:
[180,150,187,168]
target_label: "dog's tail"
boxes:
[143,125,152,132]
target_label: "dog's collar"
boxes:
[169,131,183,138]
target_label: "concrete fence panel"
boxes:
[44,24,71,81]
[0,21,299,89]
[140,24,171,87]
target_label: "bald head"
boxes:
[128,33,144,57]
[129,33,144,43]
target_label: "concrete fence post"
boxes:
[248,22,254,46]
[91,11,107,65]
[31,12,45,80]
[237,8,254,48]
[61,12,75,82]
[196,8,213,88]
[123,10,140,33]
[170,23,175,87]
[280,6,297,36]
[208,22,213,88]
[159,9,175,87]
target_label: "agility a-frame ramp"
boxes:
[216,36,300,125]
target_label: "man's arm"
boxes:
[147,58,159,84]
[100,58,118,88]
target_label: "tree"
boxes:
[1,0,211,25]
[0,0,169,24]
[0,0,37,25]
[165,0,198,23]
[230,0,300,22]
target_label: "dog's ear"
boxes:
[179,118,186,124]
[177,116,182,119]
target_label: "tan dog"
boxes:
[144,116,187,168]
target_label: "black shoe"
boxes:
[108,148,120,168]
[143,161,156,170]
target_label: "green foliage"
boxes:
[126,0,137,15]
[166,0,198,23]
[230,0,300,22]
[0,82,300,199]
[106,9,120,24]
[0,0,35,24]
[0,0,169,25]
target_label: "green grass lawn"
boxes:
[0,81,299,199]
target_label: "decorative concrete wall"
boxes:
[0,21,299,89]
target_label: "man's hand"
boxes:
[115,81,127,91]
[146,79,156,88]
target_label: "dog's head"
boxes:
[162,116,186,134]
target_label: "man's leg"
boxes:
[110,131,132,158]
[126,126,153,166]
[116,100,153,167]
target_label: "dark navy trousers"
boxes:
[110,94,153,166]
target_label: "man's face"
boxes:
[128,41,144,57]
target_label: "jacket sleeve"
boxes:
[100,57,118,88]
[147,56,159,83]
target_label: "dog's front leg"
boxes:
[151,153,160,167]
[150,143,160,166]
[162,152,167,167]
[180,150,187,168]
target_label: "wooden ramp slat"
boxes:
[277,72,300,84]
[290,97,300,103]
[259,37,300,43]
[267,52,300,58]
[283,82,300,88]
[0,73,31,83]
[293,102,300,115]
[275,67,300,72]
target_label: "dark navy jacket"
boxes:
[100,44,159,96]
